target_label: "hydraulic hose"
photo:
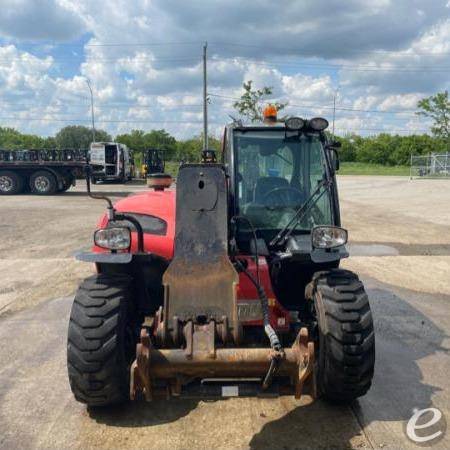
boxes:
[234,260,282,352]
[234,259,283,390]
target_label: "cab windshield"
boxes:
[234,129,333,233]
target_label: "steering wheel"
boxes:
[263,187,303,208]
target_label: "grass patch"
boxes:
[338,162,410,176]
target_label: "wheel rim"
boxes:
[0,175,13,192]
[34,176,50,192]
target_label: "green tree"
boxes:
[337,135,358,162]
[116,130,146,152]
[233,80,286,122]
[116,129,177,161]
[0,126,47,149]
[55,126,111,149]
[144,129,177,160]
[417,91,450,144]
[176,134,221,162]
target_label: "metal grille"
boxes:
[410,153,450,178]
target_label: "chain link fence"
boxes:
[410,153,450,179]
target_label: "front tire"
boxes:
[67,274,135,407]
[308,269,375,403]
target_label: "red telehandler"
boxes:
[68,112,375,405]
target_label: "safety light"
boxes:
[263,104,278,122]
[312,226,347,249]
[147,173,172,191]
[285,117,305,130]
[309,117,329,131]
[94,227,131,250]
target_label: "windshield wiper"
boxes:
[269,176,332,248]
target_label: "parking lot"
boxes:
[1,176,449,449]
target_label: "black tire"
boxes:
[30,170,57,195]
[67,274,136,407]
[58,179,72,192]
[0,170,24,195]
[308,269,375,403]
[58,176,74,192]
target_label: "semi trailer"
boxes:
[0,149,87,195]
[0,141,135,195]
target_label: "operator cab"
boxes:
[223,111,347,310]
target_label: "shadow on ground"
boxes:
[82,280,448,449]
[61,191,132,198]
[88,399,199,427]
[249,400,363,450]
[249,281,447,449]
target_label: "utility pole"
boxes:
[332,87,339,138]
[203,41,208,150]
[86,78,96,143]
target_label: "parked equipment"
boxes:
[0,149,87,195]
[141,148,165,178]
[89,142,134,184]
[68,110,375,406]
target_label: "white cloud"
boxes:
[0,0,449,138]
[0,0,86,41]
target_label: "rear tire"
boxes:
[58,175,74,192]
[0,170,24,195]
[308,269,375,403]
[30,170,57,195]
[67,274,135,407]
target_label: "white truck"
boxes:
[89,142,134,184]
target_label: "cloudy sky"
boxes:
[0,0,449,139]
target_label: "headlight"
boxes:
[285,117,305,130]
[309,117,329,131]
[94,227,131,250]
[312,226,347,249]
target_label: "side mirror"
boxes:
[328,141,341,149]
[326,141,341,173]
[332,149,340,171]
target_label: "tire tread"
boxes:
[67,273,133,406]
[308,269,375,403]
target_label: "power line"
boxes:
[2,50,450,73]
[6,40,449,56]
[0,56,201,64]
[0,106,424,123]
[0,116,219,124]
[0,101,203,110]
[335,127,429,133]
[209,41,450,57]
[0,115,430,132]
[0,92,422,118]
[211,57,450,72]
[2,41,202,48]
[208,93,420,115]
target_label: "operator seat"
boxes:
[254,176,289,203]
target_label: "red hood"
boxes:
[95,188,176,260]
